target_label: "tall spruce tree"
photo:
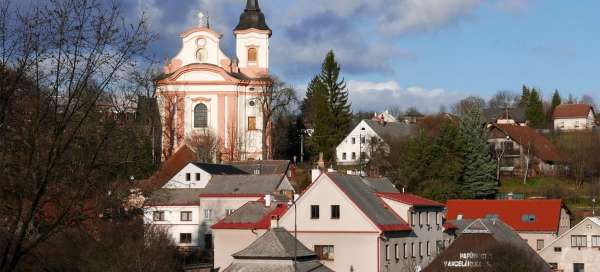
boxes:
[459,108,497,199]
[305,76,335,159]
[551,90,562,110]
[319,51,352,149]
[526,88,546,128]
[519,85,531,109]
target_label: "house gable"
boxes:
[279,174,379,233]
[539,217,600,253]
[163,163,212,189]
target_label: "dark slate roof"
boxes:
[363,119,415,139]
[326,173,411,232]
[201,174,284,196]
[146,188,203,205]
[191,163,248,175]
[232,228,316,259]
[228,160,290,175]
[234,0,271,33]
[482,107,526,123]
[363,177,398,193]
[211,201,288,230]
[449,219,528,245]
[223,261,332,272]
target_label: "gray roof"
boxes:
[191,163,248,175]
[146,188,202,205]
[451,219,528,245]
[220,201,274,224]
[228,160,290,175]
[482,107,526,123]
[363,177,399,193]
[223,261,332,272]
[202,174,284,195]
[232,228,316,259]
[363,119,415,139]
[327,173,409,231]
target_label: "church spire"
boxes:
[234,0,271,34]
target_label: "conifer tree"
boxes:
[519,85,530,109]
[551,89,562,110]
[305,76,335,159]
[459,108,497,199]
[526,88,546,128]
[319,51,352,149]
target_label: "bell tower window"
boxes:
[247,47,257,63]
[196,48,207,63]
[194,103,208,128]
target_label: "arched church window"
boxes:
[196,48,207,63]
[194,103,208,128]
[247,47,257,63]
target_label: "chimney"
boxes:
[311,168,321,183]
[507,192,514,200]
[270,215,279,229]
[265,194,272,207]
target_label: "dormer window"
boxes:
[247,47,257,63]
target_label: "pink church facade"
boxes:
[157,0,272,161]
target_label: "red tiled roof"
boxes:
[491,124,563,162]
[140,145,197,192]
[377,192,445,207]
[211,202,288,230]
[446,199,565,233]
[553,104,594,119]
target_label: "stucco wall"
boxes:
[554,113,594,131]
[143,205,203,247]
[336,120,379,165]
[519,232,557,251]
[540,218,600,272]
[163,163,212,189]
[213,229,266,270]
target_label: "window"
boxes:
[181,211,192,222]
[179,233,192,244]
[342,153,346,160]
[351,137,356,144]
[226,209,236,216]
[185,173,191,181]
[395,244,399,260]
[194,103,208,128]
[536,239,544,250]
[310,205,320,219]
[436,240,444,254]
[426,212,431,225]
[411,243,416,258]
[196,48,206,62]
[427,241,430,256]
[247,47,257,63]
[419,242,423,257]
[436,212,440,225]
[351,152,356,160]
[331,205,340,219]
[153,211,165,221]
[549,263,558,270]
[361,137,366,144]
[571,235,587,247]
[486,213,499,220]
[385,245,390,261]
[248,100,255,107]
[457,214,463,220]
[554,247,562,252]
[403,243,408,259]
[418,212,423,226]
[411,212,417,226]
[248,116,257,130]
[314,245,334,261]
[195,173,201,181]
[592,235,600,247]
[521,214,536,222]
[204,209,213,220]
[574,263,585,272]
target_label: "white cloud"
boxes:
[347,80,464,112]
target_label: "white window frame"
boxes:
[204,209,213,220]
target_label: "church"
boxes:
[157,0,272,161]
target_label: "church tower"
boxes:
[234,0,271,78]
[156,0,272,162]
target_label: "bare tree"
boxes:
[488,90,517,110]
[452,96,486,116]
[0,0,154,270]
[158,92,185,160]
[255,75,297,159]
[186,130,220,163]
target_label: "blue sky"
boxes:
[129,0,600,112]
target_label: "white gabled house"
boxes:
[553,104,596,131]
[162,162,246,189]
[336,119,414,166]
[277,172,455,272]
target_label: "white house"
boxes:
[336,119,414,166]
[156,0,273,160]
[162,162,246,189]
[553,104,596,131]
[277,172,455,272]
[539,217,600,272]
